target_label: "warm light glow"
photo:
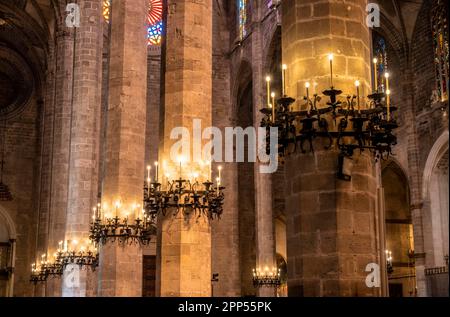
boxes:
[386,89,391,95]
[305,82,310,88]
[373,58,378,64]
[115,201,121,209]
[271,92,276,98]
[154,161,158,166]
[147,165,151,170]
[265,76,271,82]
[282,64,287,70]
[328,53,334,61]
[385,72,390,79]
[355,80,360,87]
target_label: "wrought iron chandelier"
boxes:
[252,267,282,288]
[55,240,99,269]
[261,56,398,180]
[30,254,63,284]
[89,202,156,245]
[143,161,225,220]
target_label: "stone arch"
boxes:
[422,131,449,268]
[382,160,415,297]
[0,206,16,240]
[263,26,282,97]
[231,59,253,119]
[422,131,449,199]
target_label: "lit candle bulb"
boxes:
[218,166,222,181]
[154,162,159,182]
[216,177,220,194]
[386,89,391,121]
[147,165,151,180]
[385,72,390,120]
[178,157,183,179]
[355,80,360,113]
[305,82,311,114]
[373,58,378,91]
[115,201,121,218]
[266,76,271,107]
[328,53,334,87]
[271,92,276,122]
[282,64,288,96]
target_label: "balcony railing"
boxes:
[425,266,449,297]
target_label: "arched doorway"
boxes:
[382,162,416,297]
[422,131,449,296]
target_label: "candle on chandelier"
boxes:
[328,53,334,87]
[266,76,271,107]
[218,166,222,181]
[216,177,220,195]
[154,161,159,182]
[271,92,276,122]
[373,58,378,92]
[178,157,183,179]
[355,80,361,113]
[386,89,391,121]
[282,64,287,96]
[305,82,310,114]
[385,72,391,120]
[115,201,121,218]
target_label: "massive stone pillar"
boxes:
[282,0,381,296]
[97,0,148,297]
[159,0,213,297]
[62,0,103,297]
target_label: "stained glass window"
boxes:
[103,0,111,23]
[102,0,163,47]
[147,0,163,46]
[431,0,449,102]
[238,0,247,40]
[373,33,388,92]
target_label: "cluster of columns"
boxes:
[36,0,391,297]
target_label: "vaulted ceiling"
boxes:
[0,0,60,117]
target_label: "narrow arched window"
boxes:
[238,0,247,40]
[431,0,449,102]
[102,0,164,47]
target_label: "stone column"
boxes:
[97,0,148,297]
[62,0,103,297]
[253,4,276,297]
[282,0,380,296]
[211,0,240,297]
[159,0,213,297]
[43,23,75,297]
